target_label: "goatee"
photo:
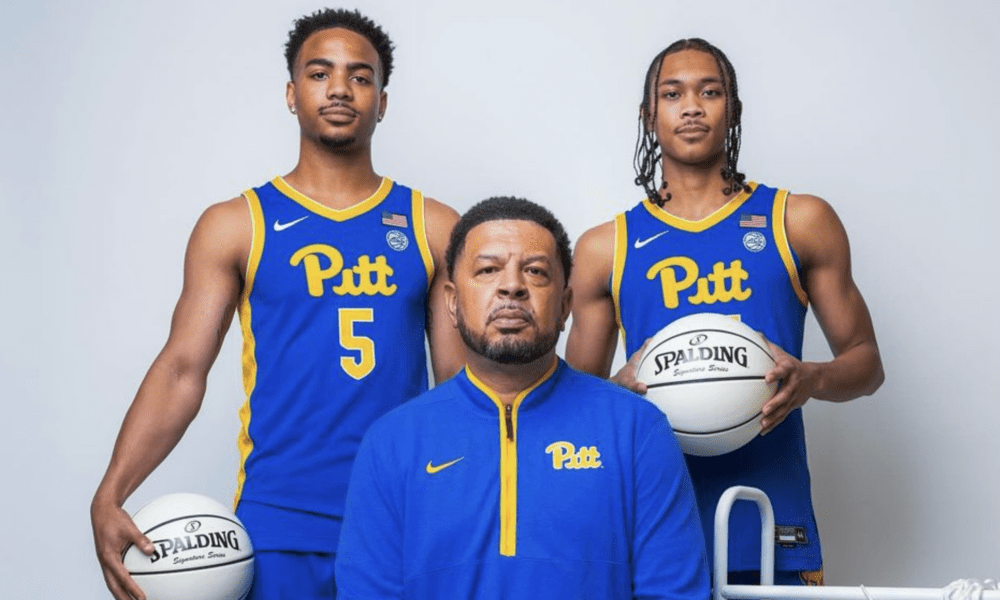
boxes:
[456,315,557,365]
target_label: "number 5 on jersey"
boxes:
[338,308,375,379]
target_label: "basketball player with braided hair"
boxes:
[567,38,885,586]
[90,9,463,600]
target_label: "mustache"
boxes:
[320,101,358,115]
[676,120,709,133]
[487,304,534,325]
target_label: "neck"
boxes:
[465,351,557,406]
[283,137,382,209]
[658,154,739,219]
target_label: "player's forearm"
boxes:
[565,325,617,378]
[809,342,884,402]
[93,359,207,507]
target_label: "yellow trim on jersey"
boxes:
[641,182,757,232]
[271,175,394,222]
[233,189,266,510]
[411,189,435,291]
[611,214,628,351]
[772,189,809,307]
[465,358,559,557]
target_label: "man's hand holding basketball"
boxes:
[610,339,651,395]
[760,341,821,435]
[91,498,153,600]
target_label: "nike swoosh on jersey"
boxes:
[633,230,669,249]
[273,216,309,231]
[425,457,464,474]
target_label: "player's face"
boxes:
[286,27,387,151]
[447,220,572,365]
[647,49,729,167]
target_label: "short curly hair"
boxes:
[446,197,573,285]
[284,8,395,88]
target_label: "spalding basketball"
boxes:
[123,493,254,600]
[636,313,777,457]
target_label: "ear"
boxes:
[378,90,388,122]
[444,280,459,328]
[286,80,296,114]
[557,284,573,332]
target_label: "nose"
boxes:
[680,92,704,119]
[326,71,351,100]
[497,266,528,300]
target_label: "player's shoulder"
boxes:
[576,219,616,251]
[189,195,251,246]
[570,220,616,284]
[785,191,839,224]
[391,179,457,227]
[423,196,460,233]
[784,191,849,260]
[199,195,250,223]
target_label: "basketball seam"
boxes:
[139,513,247,536]
[645,375,766,388]
[672,411,762,435]
[128,555,254,576]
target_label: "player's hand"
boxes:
[610,339,651,395]
[760,339,820,435]
[91,497,154,600]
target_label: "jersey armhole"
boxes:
[772,189,809,307]
[234,189,265,511]
[611,213,629,350]
[411,189,435,291]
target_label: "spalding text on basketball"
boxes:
[645,257,751,309]
[290,243,397,298]
[545,442,602,470]
[653,345,748,375]
[148,530,242,564]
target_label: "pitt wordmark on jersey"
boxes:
[234,176,434,552]
[613,182,822,573]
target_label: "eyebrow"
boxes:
[473,254,553,264]
[658,76,724,87]
[303,58,376,73]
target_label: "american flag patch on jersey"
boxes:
[739,214,767,228]
[382,211,408,227]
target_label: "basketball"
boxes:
[123,493,254,600]
[635,313,777,457]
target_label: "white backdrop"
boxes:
[2,1,998,597]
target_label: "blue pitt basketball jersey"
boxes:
[234,176,434,552]
[613,182,821,572]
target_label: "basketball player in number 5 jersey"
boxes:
[566,39,884,585]
[90,10,464,600]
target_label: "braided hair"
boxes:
[633,38,748,205]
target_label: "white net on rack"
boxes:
[942,579,999,600]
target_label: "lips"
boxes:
[489,306,533,327]
[319,103,358,120]
[676,122,709,134]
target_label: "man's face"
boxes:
[286,27,386,150]
[446,220,572,365]
[648,49,730,167]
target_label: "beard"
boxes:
[319,134,356,149]
[456,312,559,365]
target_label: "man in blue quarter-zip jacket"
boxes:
[336,196,710,600]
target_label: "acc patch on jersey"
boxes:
[386,229,409,251]
[742,231,766,252]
